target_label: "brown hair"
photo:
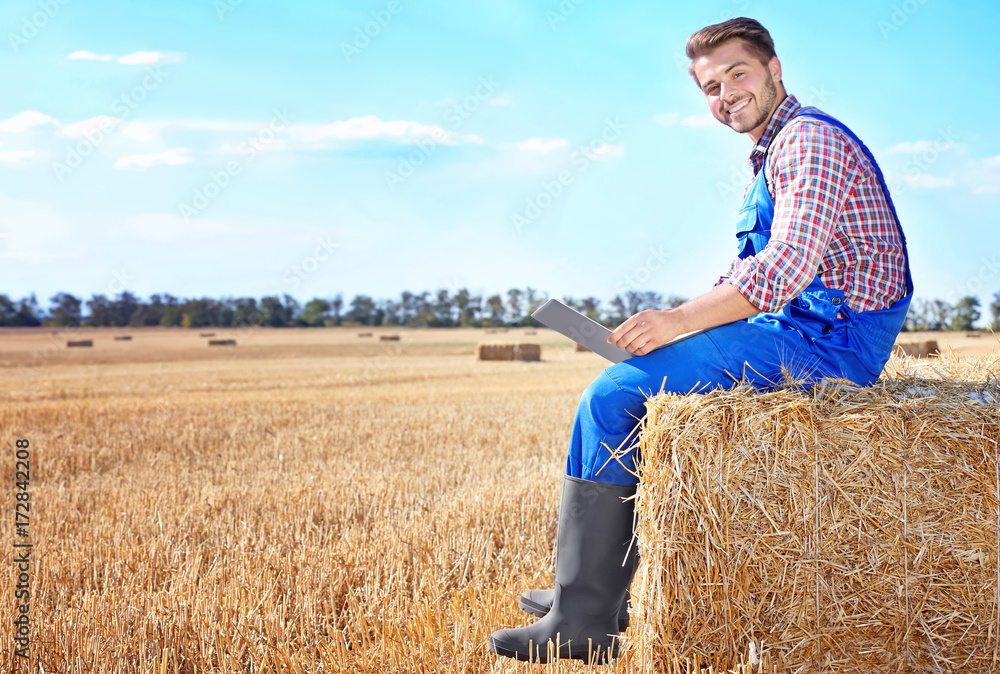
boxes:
[686,17,777,83]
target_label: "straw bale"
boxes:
[628,355,1000,672]
[113,335,132,341]
[576,343,590,352]
[514,343,541,361]
[358,332,373,337]
[476,343,541,361]
[199,332,215,337]
[208,339,236,346]
[894,340,940,358]
[66,340,93,347]
[380,335,401,341]
[477,344,515,361]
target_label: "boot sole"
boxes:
[489,636,618,664]
[516,594,548,618]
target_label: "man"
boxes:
[489,17,912,664]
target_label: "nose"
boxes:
[719,81,738,104]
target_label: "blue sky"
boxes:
[1,0,997,319]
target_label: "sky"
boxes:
[1,0,998,321]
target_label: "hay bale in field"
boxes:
[66,340,93,347]
[208,339,236,346]
[628,365,1000,672]
[358,332,373,337]
[478,344,513,360]
[199,332,215,337]
[113,335,132,341]
[476,343,541,361]
[485,328,509,334]
[575,343,590,353]
[515,343,540,361]
[967,332,982,338]
[380,335,400,341]
[894,340,939,357]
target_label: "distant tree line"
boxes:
[1,289,997,331]
[0,288,684,329]
[901,295,997,332]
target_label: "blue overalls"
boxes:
[566,111,914,486]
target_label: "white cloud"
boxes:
[292,115,481,146]
[488,94,512,106]
[653,112,717,129]
[889,139,959,154]
[0,111,58,133]
[61,115,122,138]
[116,213,244,242]
[585,143,625,161]
[121,122,159,142]
[900,173,954,189]
[67,50,112,62]
[516,137,569,154]
[117,51,185,65]
[962,154,1000,194]
[113,148,192,170]
[0,150,35,163]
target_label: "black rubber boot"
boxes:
[489,476,637,664]
[518,584,633,632]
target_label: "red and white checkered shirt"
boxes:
[718,94,908,314]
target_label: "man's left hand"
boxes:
[607,309,683,356]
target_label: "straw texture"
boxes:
[626,352,1000,673]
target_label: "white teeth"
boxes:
[729,99,750,114]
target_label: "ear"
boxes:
[768,55,782,82]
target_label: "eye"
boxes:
[733,71,744,79]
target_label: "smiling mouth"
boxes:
[727,98,751,115]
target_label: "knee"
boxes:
[580,370,621,409]
[578,370,642,422]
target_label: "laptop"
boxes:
[530,299,707,363]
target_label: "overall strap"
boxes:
[788,111,914,295]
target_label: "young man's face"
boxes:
[691,40,784,142]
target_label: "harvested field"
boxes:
[0,327,996,672]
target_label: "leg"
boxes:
[566,327,736,486]
[496,319,850,661]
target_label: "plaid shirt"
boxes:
[718,94,908,314]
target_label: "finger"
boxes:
[629,339,651,356]
[608,315,637,343]
[618,323,648,351]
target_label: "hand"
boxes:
[607,309,683,356]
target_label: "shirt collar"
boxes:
[749,94,801,172]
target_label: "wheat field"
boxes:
[1,326,997,673]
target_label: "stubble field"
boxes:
[1,326,996,673]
